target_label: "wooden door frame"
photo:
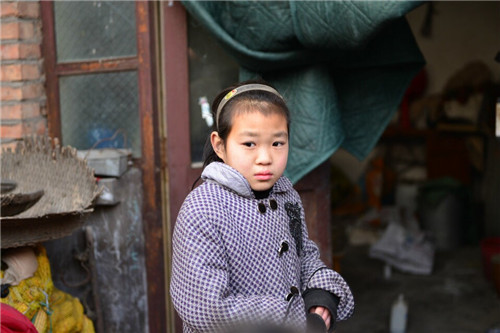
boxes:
[161,2,197,226]
[160,2,196,332]
[41,2,166,332]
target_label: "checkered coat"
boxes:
[171,162,354,332]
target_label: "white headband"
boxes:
[215,83,284,130]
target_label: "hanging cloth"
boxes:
[182,0,425,183]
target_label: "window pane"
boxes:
[59,71,141,157]
[188,14,239,163]
[54,1,137,62]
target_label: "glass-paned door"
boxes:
[42,2,166,332]
[54,1,137,62]
[47,1,142,157]
[59,71,140,156]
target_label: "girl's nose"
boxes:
[256,147,271,164]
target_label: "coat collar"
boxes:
[201,162,293,198]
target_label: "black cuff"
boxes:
[303,288,340,333]
[306,313,327,333]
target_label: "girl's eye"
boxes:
[273,141,286,147]
[243,142,255,147]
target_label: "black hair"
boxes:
[201,80,290,169]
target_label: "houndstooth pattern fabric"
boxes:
[170,162,354,332]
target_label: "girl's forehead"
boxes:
[230,111,289,135]
[232,109,287,123]
[231,101,287,119]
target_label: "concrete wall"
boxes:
[0,1,47,150]
[406,2,500,94]
[45,167,149,333]
[407,2,500,236]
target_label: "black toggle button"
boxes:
[269,199,278,210]
[278,241,289,256]
[286,286,299,301]
[258,202,266,213]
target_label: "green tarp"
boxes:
[182,1,425,183]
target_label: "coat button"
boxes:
[258,202,266,213]
[278,241,289,256]
[269,199,278,210]
[286,286,299,301]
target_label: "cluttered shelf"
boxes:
[381,124,485,140]
[379,122,486,186]
[381,126,431,140]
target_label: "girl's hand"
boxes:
[309,306,331,331]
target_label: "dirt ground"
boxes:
[334,245,500,333]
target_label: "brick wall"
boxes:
[1,1,46,151]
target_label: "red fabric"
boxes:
[399,69,428,129]
[1,303,38,333]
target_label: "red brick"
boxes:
[0,22,19,40]
[1,83,43,101]
[21,64,40,80]
[1,85,22,100]
[0,116,46,139]
[0,122,23,138]
[0,2,40,19]
[0,21,35,40]
[0,103,22,120]
[0,64,22,81]
[23,82,43,99]
[18,2,40,19]
[0,44,20,59]
[24,117,46,136]
[0,2,18,18]
[0,43,41,60]
[20,43,41,59]
[0,63,40,81]
[0,102,41,120]
[19,21,35,40]
[23,103,42,119]
[35,118,46,135]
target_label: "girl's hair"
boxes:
[202,80,290,169]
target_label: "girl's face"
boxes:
[211,109,289,191]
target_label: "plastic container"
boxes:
[395,183,419,215]
[417,178,467,250]
[419,193,464,250]
[390,294,408,333]
[481,237,500,281]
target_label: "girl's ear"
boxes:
[210,131,226,162]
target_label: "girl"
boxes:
[170,81,354,333]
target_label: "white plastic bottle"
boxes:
[390,294,408,333]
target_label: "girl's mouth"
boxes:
[255,172,272,181]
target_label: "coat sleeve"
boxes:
[170,201,292,332]
[298,200,355,321]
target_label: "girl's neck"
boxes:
[252,188,271,199]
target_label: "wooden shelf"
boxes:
[382,124,483,140]
[379,124,484,185]
[381,126,430,140]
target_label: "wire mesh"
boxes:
[59,71,141,157]
[54,1,137,62]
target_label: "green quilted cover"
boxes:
[182,1,425,183]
